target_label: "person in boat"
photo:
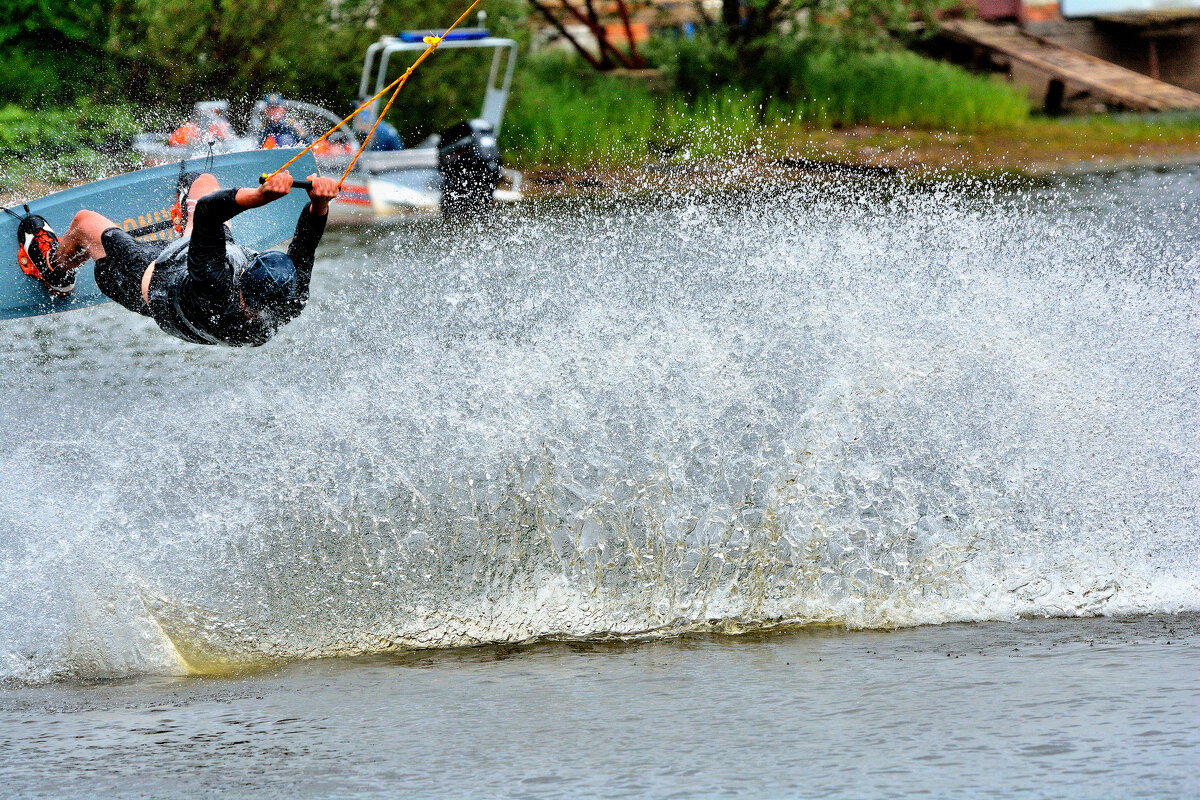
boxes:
[170,104,237,148]
[258,93,308,149]
[15,171,337,347]
[353,106,404,152]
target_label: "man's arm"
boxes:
[231,170,294,212]
[187,172,296,301]
[286,175,338,309]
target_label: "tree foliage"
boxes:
[0,0,117,104]
[717,0,952,47]
[101,0,527,133]
[2,0,526,138]
[0,0,112,47]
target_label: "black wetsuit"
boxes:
[142,189,326,346]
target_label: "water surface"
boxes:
[2,615,1197,798]
[0,165,1197,795]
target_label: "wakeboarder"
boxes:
[14,171,336,346]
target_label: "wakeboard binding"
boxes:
[15,207,74,297]
[171,169,203,234]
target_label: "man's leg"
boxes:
[182,173,220,238]
[55,210,120,272]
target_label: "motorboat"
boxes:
[348,28,522,218]
[130,28,522,221]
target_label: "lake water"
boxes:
[1,165,1197,797]
[2,614,1197,799]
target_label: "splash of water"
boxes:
[1,166,1197,684]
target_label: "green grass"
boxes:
[503,49,1032,166]
[789,50,1030,130]
[1039,110,1200,142]
[504,58,792,166]
[504,57,672,166]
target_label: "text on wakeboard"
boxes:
[122,208,179,242]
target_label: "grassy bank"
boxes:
[0,103,142,193]
[4,48,1200,203]
[503,49,1033,167]
[501,49,1200,178]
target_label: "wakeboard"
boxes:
[1,148,320,320]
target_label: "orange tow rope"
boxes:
[264,0,484,188]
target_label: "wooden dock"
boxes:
[940,19,1200,112]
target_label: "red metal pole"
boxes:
[529,0,605,70]
[613,0,646,68]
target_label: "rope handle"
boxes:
[264,0,483,187]
[259,175,314,191]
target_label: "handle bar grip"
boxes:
[259,175,314,191]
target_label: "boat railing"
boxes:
[357,32,519,135]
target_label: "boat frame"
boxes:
[359,32,519,135]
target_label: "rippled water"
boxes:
[1,166,1197,689]
[1,615,1197,798]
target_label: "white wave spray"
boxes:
[1,167,1197,683]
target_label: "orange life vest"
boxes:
[169,122,199,147]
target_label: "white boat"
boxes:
[345,28,522,219]
[130,29,522,221]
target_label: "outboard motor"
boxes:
[437,119,501,219]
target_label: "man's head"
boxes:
[264,93,287,124]
[352,105,376,134]
[240,250,297,317]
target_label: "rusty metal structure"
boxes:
[944,0,1200,104]
[527,0,650,69]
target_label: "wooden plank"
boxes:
[941,20,1200,111]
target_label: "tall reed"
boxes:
[503,49,1032,166]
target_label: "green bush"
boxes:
[0,103,142,192]
[653,33,1030,131]
[0,103,142,157]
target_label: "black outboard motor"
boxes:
[437,118,501,219]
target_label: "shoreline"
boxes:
[521,150,1200,201]
[519,123,1200,198]
[5,128,1200,208]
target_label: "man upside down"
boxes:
[15,171,337,346]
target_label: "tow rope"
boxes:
[262,0,484,190]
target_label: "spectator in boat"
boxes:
[353,106,404,152]
[170,105,235,147]
[258,93,308,149]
